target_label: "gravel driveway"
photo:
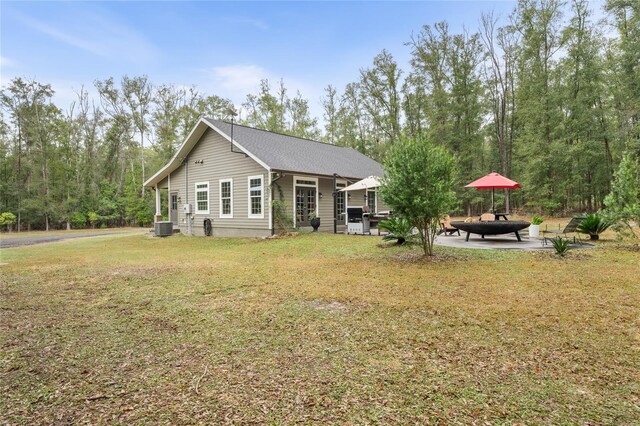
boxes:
[1,230,144,248]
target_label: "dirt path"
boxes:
[0,229,146,248]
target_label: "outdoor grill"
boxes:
[346,207,370,235]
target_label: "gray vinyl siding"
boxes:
[274,174,296,227]
[347,189,367,210]
[169,128,270,236]
[317,177,336,231]
[157,176,169,189]
[347,188,390,214]
[377,195,390,213]
[272,174,294,222]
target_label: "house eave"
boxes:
[271,168,381,182]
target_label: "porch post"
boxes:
[154,185,162,223]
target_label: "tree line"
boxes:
[1,0,638,231]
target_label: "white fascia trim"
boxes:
[204,119,271,172]
[219,178,233,219]
[247,175,265,219]
[144,117,209,187]
[194,181,210,215]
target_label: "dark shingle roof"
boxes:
[204,118,383,179]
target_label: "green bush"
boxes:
[0,212,17,231]
[70,212,87,229]
[603,153,640,239]
[550,237,571,256]
[136,209,153,227]
[379,217,413,245]
[577,214,612,240]
[531,215,544,225]
[87,212,99,228]
[380,137,457,256]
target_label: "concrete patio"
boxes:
[434,231,594,250]
[339,227,594,251]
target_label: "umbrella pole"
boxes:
[492,187,495,214]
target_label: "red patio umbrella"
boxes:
[465,172,520,213]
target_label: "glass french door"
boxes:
[295,187,316,226]
[336,183,346,225]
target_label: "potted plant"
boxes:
[309,211,320,232]
[577,213,612,240]
[529,215,543,238]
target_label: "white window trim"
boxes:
[247,175,264,219]
[194,181,210,214]
[219,178,233,219]
[292,175,319,228]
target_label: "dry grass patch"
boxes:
[1,232,639,424]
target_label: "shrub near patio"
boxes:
[1,232,639,424]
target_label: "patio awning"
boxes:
[339,176,381,192]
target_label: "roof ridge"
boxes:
[206,117,346,148]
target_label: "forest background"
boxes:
[1,0,638,231]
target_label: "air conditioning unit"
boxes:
[155,221,173,237]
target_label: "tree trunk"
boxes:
[140,131,145,197]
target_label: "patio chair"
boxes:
[479,213,495,222]
[439,215,461,236]
[542,216,586,245]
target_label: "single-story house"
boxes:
[143,117,387,237]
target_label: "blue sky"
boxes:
[1,0,593,118]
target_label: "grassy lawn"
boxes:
[1,232,638,424]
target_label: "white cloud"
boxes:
[0,56,17,68]
[13,9,161,66]
[199,64,323,121]
[17,14,105,57]
[208,64,269,94]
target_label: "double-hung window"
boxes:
[248,175,264,218]
[219,178,233,218]
[195,182,209,214]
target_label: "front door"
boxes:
[296,187,316,226]
[170,192,178,223]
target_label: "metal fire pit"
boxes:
[450,220,530,242]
